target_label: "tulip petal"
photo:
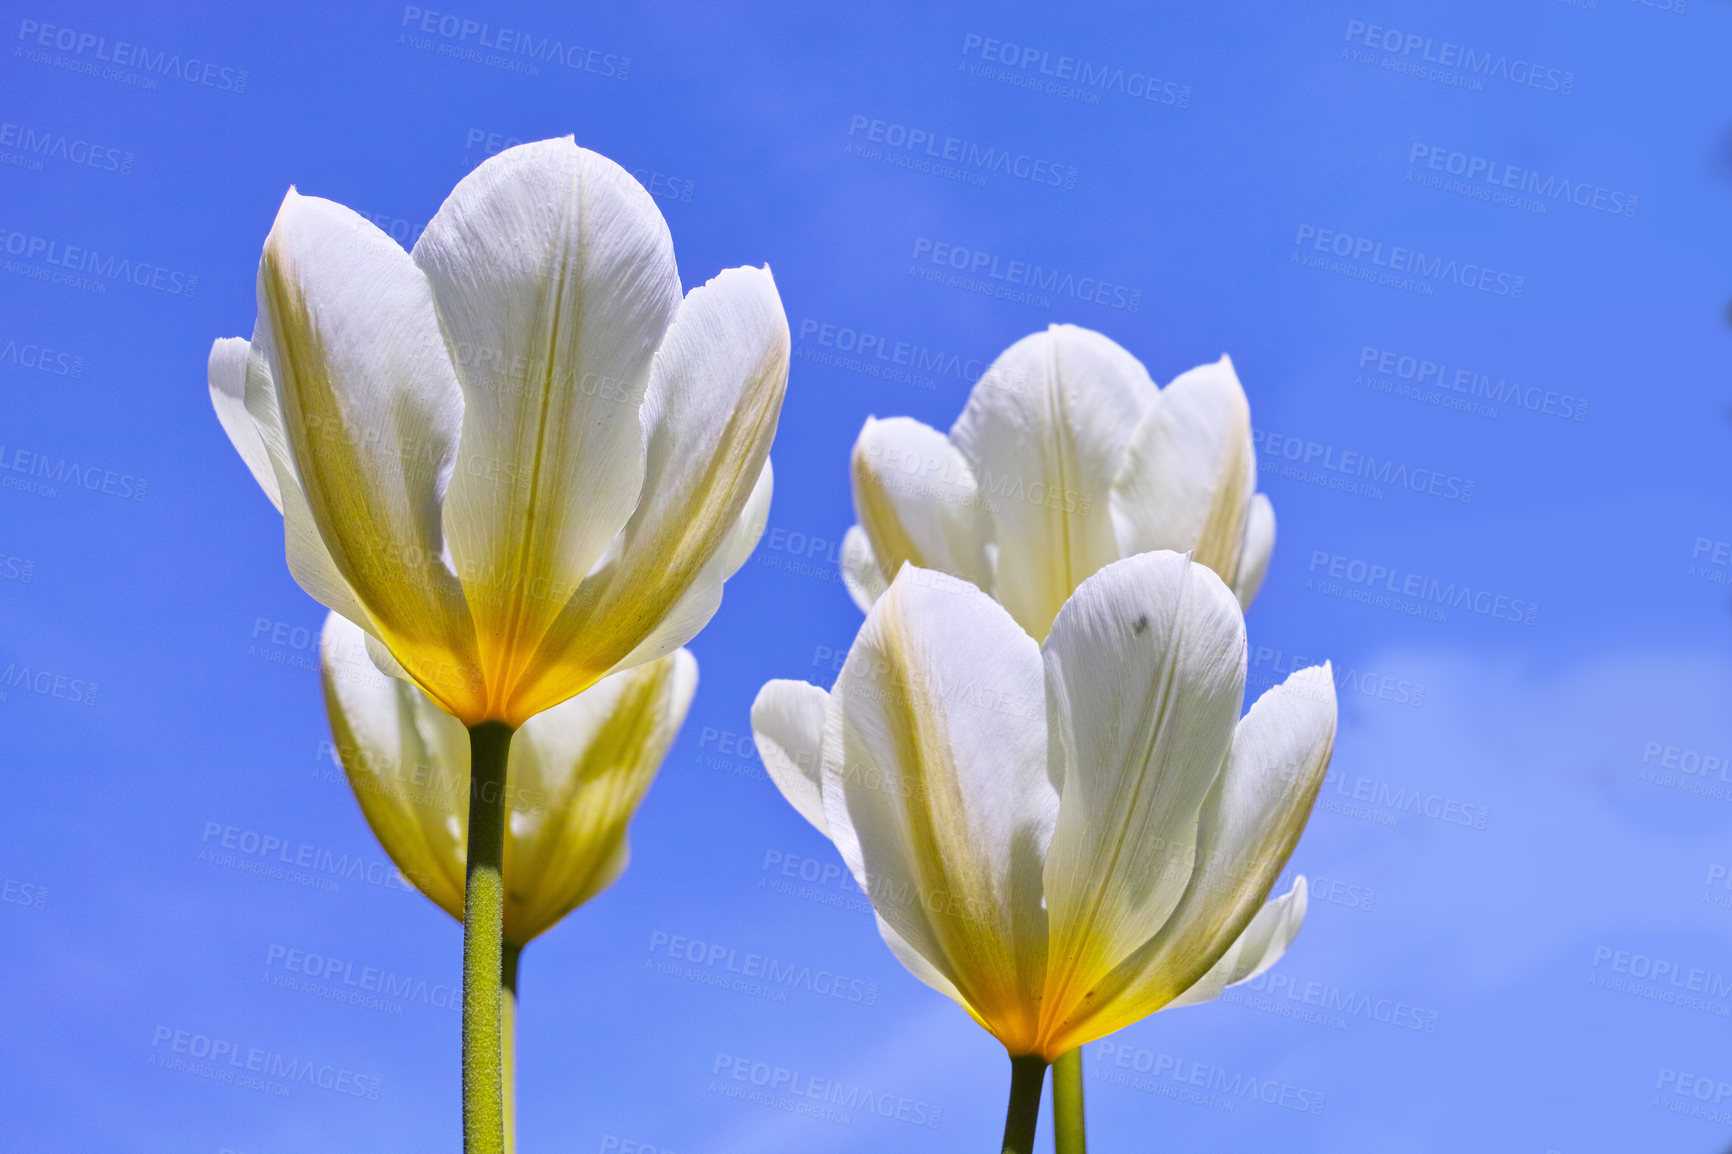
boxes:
[503,649,696,943]
[1045,663,1335,1047]
[751,678,831,836]
[320,612,470,922]
[208,337,282,510]
[412,138,683,710]
[1166,878,1307,1008]
[504,265,788,722]
[951,325,1155,638]
[1110,355,1255,586]
[821,565,1056,1053]
[235,321,374,633]
[1038,551,1246,1042]
[874,911,970,1011]
[257,190,480,718]
[1233,493,1275,608]
[841,525,888,613]
[850,417,990,593]
[593,454,774,683]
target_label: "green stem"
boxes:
[502,941,521,1154]
[1001,1055,1048,1154]
[464,721,514,1154]
[1052,1048,1086,1154]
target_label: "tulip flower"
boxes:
[208,137,787,1152]
[751,553,1335,1152]
[840,325,1273,642]
[319,612,695,1153]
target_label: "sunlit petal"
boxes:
[1038,551,1245,1042]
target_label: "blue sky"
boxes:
[2,1,1730,1150]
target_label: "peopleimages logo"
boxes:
[845,115,1078,190]
[15,19,248,93]
[1357,346,1588,423]
[0,226,198,296]
[1343,20,1574,95]
[958,33,1191,108]
[149,1025,382,1099]
[397,7,630,79]
[795,317,983,392]
[1253,427,1475,504]
[710,1053,943,1128]
[1407,144,1637,219]
[909,237,1142,312]
[1306,549,1540,627]
[0,336,85,378]
[0,120,133,175]
[1294,225,1524,299]
[0,442,147,501]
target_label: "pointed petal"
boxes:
[502,649,696,943]
[1166,879,1307,1008]
[951,325,1155,639]
[257,190,480,718]
[1045,663,1335,1048]
[240,317,373,633]
[841,525,887,613]
[1110,355,1255,587]
[1233,493,1275,608]
[319,612,470,922]
[821,564,1056,1054]
[506,264,788,722]
[208,337,282,510]
[849,417,990,592]
[412,137,683,710]
[592,454,773,682]
[751,678,831,835]
[1038,551,1246,1042]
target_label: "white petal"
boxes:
[412,138,682,707]
[841,525,888,613]
[750,679,831,835]
[208,337,281,510]
[364,632,414,681]
[874,911,969,1009]
[506,264,788,721]
[592,455,774,681]
[849,416,990,592]
[1051,664,1335,1043]
[951,325,1156,639]
[1039,551,1246,1031]
[503,649,697,941]
[240,317,373,632]
[257,190,478,716]
[821,564,1056,1054]
[1166,879,1306,1008]
[319,612,470,920]
[1233,493,1275,608]
[1110,355,1255,586]
[712,455,775,581]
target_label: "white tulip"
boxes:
[841,325,1272,641]
[209,137,786,728]
[752,552,1334,1062]
[318,612,697,948]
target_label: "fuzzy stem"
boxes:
[1052,1048,1086,1154]
[463,721,513,1154]
[502,941,521,1154]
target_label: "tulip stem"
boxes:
[1052,1049,1086,1153]
[1001,1055,1048,1154]
[464,721,514,1154]
[502,941,521,1154]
